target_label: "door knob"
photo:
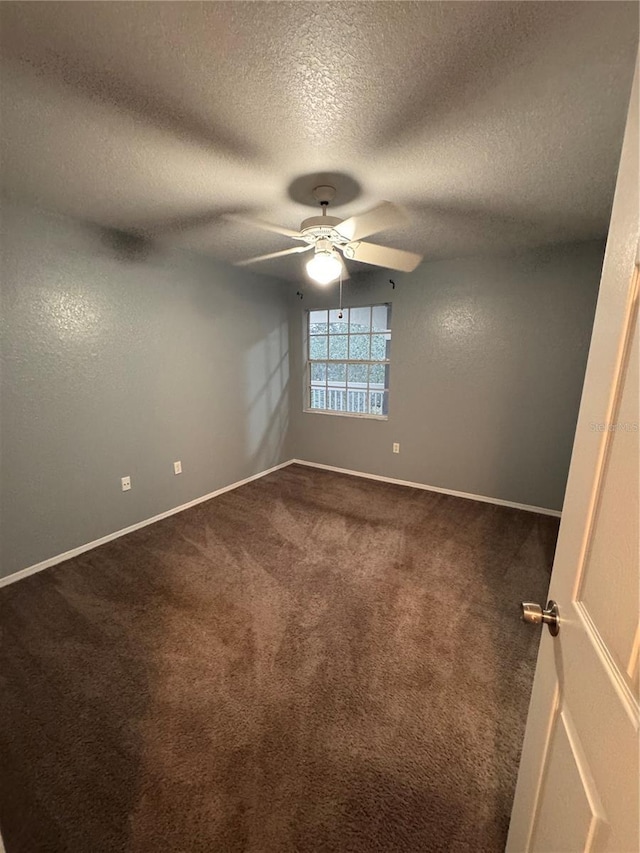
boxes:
[521,600,560,636]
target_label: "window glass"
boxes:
[347,364,368,384]
[370,334,388,361]
[371,304,390,332]
[309,336,328,360]
[349,334,370,360]
[329,335,348,360]
[327,362,347,383]
[349,306,371,333]
[310,363,326,382]
[329,309,349,334]
[369,363,386,385]
[309,310,328,334]
[306,303,391,418]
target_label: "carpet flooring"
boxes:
[0,464,558,853]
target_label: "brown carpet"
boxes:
[0,464,558,853]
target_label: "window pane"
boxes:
[349,334,370,360]
[326,387,347,411]
[347,363,368,384]
[369,389,387,416]
[329,309,349,334]
[310,363,326,382]
[347,388,367,413]
[310,387,326,409]
[372,304,390,332]
[327,362,346,383]
[370,334,388,360]
[309,310,328,335]
[369,363,385,386]
[329,335,348,360]
[349,306,371,332]
[309,335,328,360]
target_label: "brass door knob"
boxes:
[521,600,560,636]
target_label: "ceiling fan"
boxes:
[226,186,423,285]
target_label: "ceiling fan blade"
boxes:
[235,245,313,267]
[224,213,303,240]
[334,201,409,242]
[343,241,422,272]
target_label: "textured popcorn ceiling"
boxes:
[0,1,637,281]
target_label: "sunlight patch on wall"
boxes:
[244,322,289,464]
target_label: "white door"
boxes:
[507,61,639,853]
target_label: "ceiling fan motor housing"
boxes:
[299,215,350,246]
[298,185,353,247]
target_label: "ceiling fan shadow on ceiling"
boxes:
[226,186,423,285]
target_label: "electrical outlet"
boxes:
[121,476,131,491]
[393,443,400,454]
[174,460,182,475]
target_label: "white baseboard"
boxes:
[291,459,562,518]
[1,457,561,589]
[0,460,295,589]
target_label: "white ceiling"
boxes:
[0,1,637,281]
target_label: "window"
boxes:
[306,304,391,418]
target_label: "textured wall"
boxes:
[287,242,604,511]
[0,203,290,578]
[0,201,605,578]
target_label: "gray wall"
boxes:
[287,242,604,512]
[0,201,604,579]
[0,203,290,578]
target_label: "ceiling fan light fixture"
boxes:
[306,248,342,285]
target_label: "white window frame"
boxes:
[304,303,391,420]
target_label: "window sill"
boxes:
[303,408,388,421]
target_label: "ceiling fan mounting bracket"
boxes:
[312,185,337,205]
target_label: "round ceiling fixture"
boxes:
[306,239,342,285]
